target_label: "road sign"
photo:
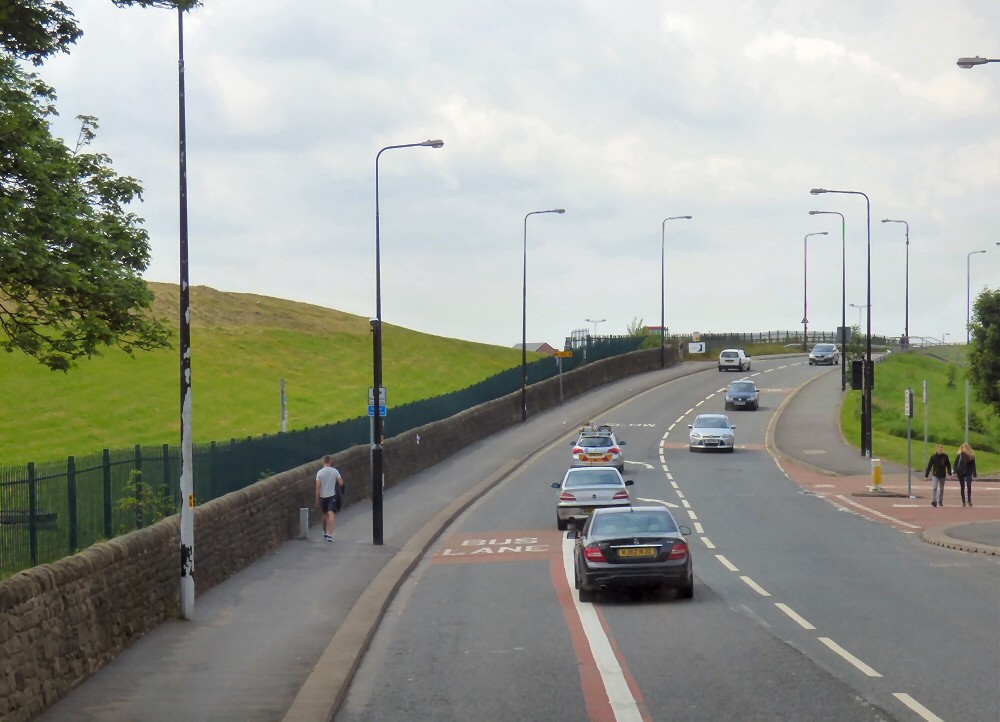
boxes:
[692,332,701,341]
[688,342,705,354]
[368,405,387,417]
[904,388,913,418]
[922,379,928,404]
[555,350,573,358]
[368,386,386,406]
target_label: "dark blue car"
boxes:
[724,380,759,411]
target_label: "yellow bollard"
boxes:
[870,457,883,492]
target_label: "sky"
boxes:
[38,0,1000,348]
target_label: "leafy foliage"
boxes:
[0,0,81,65]
[968,287,1000,417]
[115,468,177,534]
[626,317,646,336]
[0,57,169,370]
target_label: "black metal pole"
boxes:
[905,222,909,341]
[864,194,872,457]
[660,220,665,368]
[841,215,846,392]
[522,214,528,421]
[371,319,383,545]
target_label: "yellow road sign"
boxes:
[555,350,573,358]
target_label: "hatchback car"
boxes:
[688,414,736,452]
[718,348,751,372]
[725,380,759,411]
[552,467,634,531]
[809,343,841,365]
[571,506,693,602]
[571,424,626,473]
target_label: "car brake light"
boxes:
[612,490,629,500]
[560,492,576,502]
[572,447,584,454]
[609,447,620,454]
[584,545,606,562]
[668,541,689,560]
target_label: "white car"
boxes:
[571,424,626,473]
[718,348,751,372]
[552,467,634,531]
[688,414,736,453]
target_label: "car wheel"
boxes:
[579,586,595,603]
[557,516,568,531]
[724,402,731,411]
[718,366,724,372]
[689,446,696,453]
[679,579,694,599]
[753,402,759,411]
[726,446,735,454]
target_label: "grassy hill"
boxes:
[840,351,999,474]
[0,283,538,466]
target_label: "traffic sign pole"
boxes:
[923,380,929,470]
[905,388,914,498]
[371,320,383,545]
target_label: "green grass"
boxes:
[839,352,999,474]
[0,283,539,466]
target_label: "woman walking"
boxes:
[953,443,978,507]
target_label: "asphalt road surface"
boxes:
[337,359,1000,722]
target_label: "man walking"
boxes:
[924,444,952,508]
[316,455,345,541]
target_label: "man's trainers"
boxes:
[326,535,334,542]
[931,501,937,507]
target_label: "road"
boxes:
[337,358,1000,722]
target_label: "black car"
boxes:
[571,506,693,602]
[724,380,759,411]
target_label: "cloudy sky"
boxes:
[41,0,1000,347]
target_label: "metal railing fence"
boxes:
[0,343,642,577]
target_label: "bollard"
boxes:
[870,457,883,492]
[299,508,309,539]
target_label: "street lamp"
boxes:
[957,56,1000,69]
[882,219,910,346]
[810,210,847,391]
[523,209,566,422]
[371,139,443,545]
[585,318,606,335]
[661,216,692,367]
[802,232,828,351]
[812,188,873,457]
[966,249,987,443]
[850,303,868,331]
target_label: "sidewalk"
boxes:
[36,361,711,722]
[773,367,1000,546]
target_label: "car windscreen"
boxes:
[577,436,613,448]
[591,511,678,536]
[720,351,738,358]
[565,469,622,487]
[694,416,729,428]
[730,383,755,393]
[813,344,836,352]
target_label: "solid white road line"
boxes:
[694,522,704,533]
[775,603,816,630]
[715,555,739,572]
[818,637,882,677]
[561,537,644,722]
[686,510,698,520]
[699,536,716,549]
[892,693,945,722]
[740,576,771,596]
[835,495,921,529]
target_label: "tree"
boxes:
[626,317,647,336]
[1,5,168,371]
[967,288,1000,417]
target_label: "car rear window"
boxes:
[591,511,678,536]
[565,469,623,487]
[578,436,613,448]
[730,383,755,393]
[721,351,738,358]
[693,416,730,428]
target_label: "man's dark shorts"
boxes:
[320,496,339,514]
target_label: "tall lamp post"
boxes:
[372,139,443,546]
[585,318,606,335]
[522,209,565,422]
[113,0,199,620]
[957,56,1000,69]
[811,188,873,456]
[850,303,869,329]
[802,232,828,351]
[809,211,847,390]
[882,219,910,347]
[661,216,692,367]
[966,249,987,443]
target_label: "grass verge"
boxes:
[839,352,999,474]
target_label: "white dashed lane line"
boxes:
[705,393,715,399]
[681,500,691,508]
[751,372,761,377]
[740,576,771,597]
[685,408,694,414]
[715,555,739,572]
[667,423,675,430]
[693,522,703,533]
[686,510,698,520]
[818,637,882,678]
[675,490,684,498]
[893,693,945,722]
[775,603,816,630]
[716,388,726,393]
[695,400,705,406]
[669,481,678,488]
[699,536,716,549]
[675,416,685,423]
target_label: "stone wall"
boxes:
[0,346,672,721]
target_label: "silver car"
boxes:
[571,424,626,473]
[718,348,751,372]
[809,343,841,365]
[688,413,736,453]
[552,467,634,531]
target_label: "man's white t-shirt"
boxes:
[317,467,342,498]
